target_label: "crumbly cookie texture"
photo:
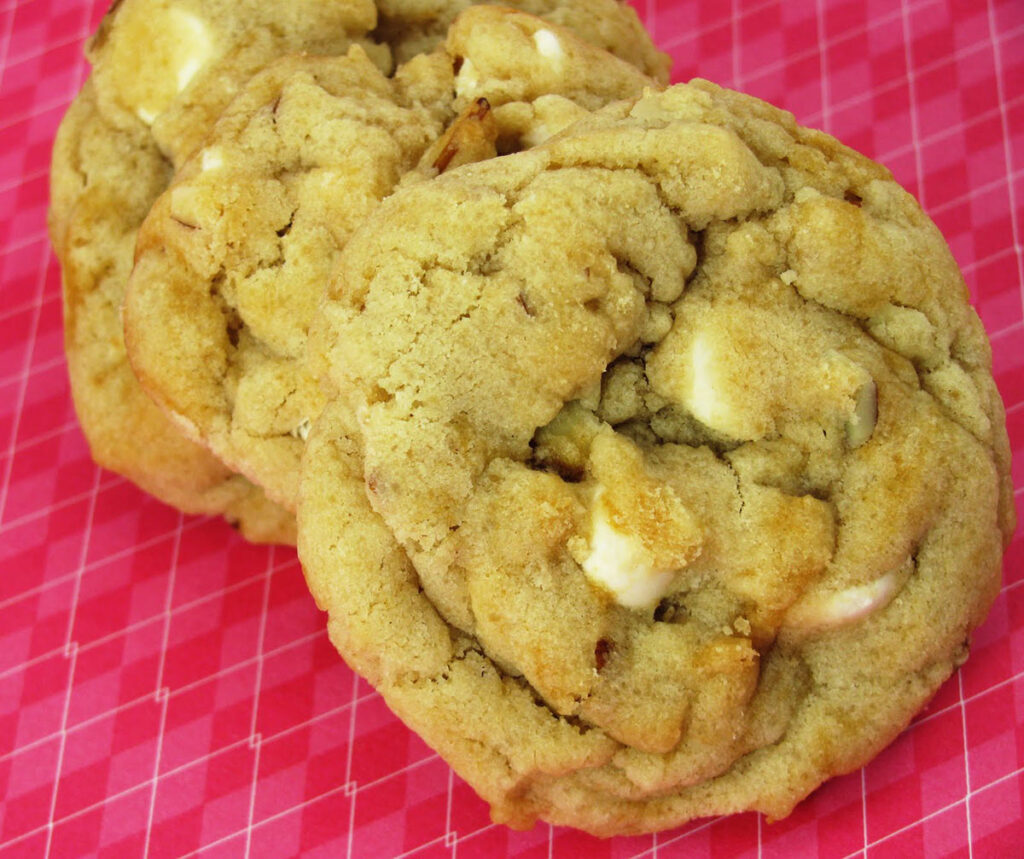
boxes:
[49,0,391,542]
[375,0,670,81]
[50,82,296,543]
[123,9,658,512]
[300,80,1013,834]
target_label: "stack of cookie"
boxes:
[51,0,1014,836]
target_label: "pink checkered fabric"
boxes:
[1,0,1021,855]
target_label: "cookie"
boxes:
[50,82,297,543]
[48,0,395,541]
[299,81,1014,834]
[376,0,670,81]
[122,8,660,511]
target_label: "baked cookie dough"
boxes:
[300,81,1014,834]
[52,0,666,536]
[49,0,393,541]
[376,0,670,80]
[122,8,659,511]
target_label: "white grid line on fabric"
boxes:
[5,26,92,70]
[986,0,1024,338]
[344,657,361,859]
[628,813,723,857]
[963,245,1024,282]
[0,162,48,197]
[0,0,16,92]
[990,318,1024,341]
[394,834,449,859]
[0,90,80,134]
[960,671,976,856]
[5,418,83,459]
[0,735,259,854]
[345,768,358,859]
[861,768,869,858]
[0,12,88,539]
[0,0,102,133]
[24,619,1014,798]
[807,18,1024,124]
[0,511,204,617]
[0,0,95,101]
[0,352,64,391]
[139,688,169,859]
[247,546,276,744]
[243,733,261,859]
[869,62,1024,167]
[60,464,103,655]
[243,545,277,859]
[0,644,68,686]
[195,747,447,858]
[143,511,182,859]
[733,0,938,98]
[801,20,1024,136]
[730,0,741,88]
[0,231,50,263]
[638,0,770,52]
[814,0,831,134]
[0,0,56,15]
[449,820,502,853]
[0,472,182,538]
[854,763,1024,856]
[14,743,1015,859]
[41,642,76,859]
[0,626,342,771]
[0,548,304,672]
[444,764,456,851]
[455,823,508,855]
[0,242,51,525]
[900,0,927,209]
[910,168,1023,221]
[658,0,834,53]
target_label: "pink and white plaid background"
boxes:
[0,0,1021,855]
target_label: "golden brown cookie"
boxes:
[50,82,297,543]
[49,0,391,541]
[122,9,659,511]
[299,81,1014,834]
[376,0,670,80]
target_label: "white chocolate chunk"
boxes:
[845,379,878,448]
[785,571,900,631]
[292,418,312,442]
[533,29,564,64]
[169,185,204,226]
[455,57,481,100]
[170,8,215,93]
[685,332,755,438]
[651,306,876,441]
[122,7,217,125]
[780,269,797,285]
[520,122,551,148]
[200,147,224,172]
[580,489,677,609]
